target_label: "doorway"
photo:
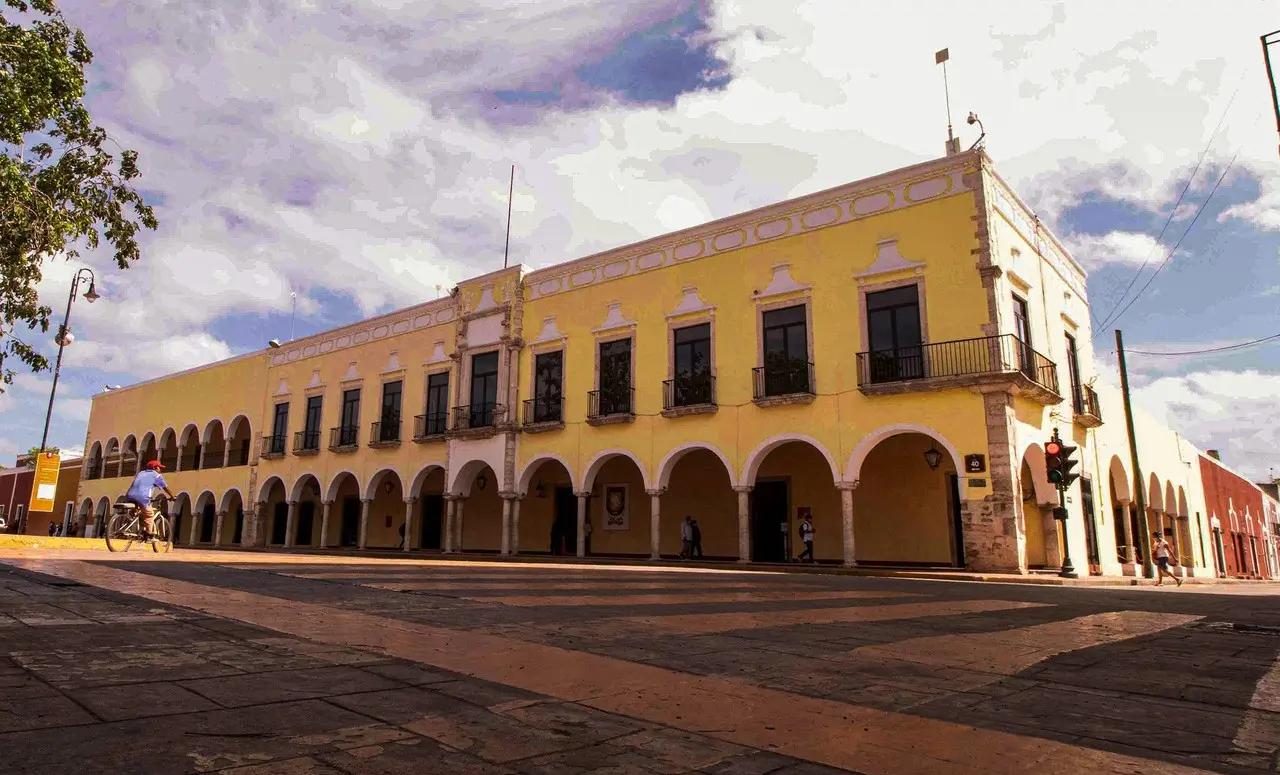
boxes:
[172,512,183,546]
[297,502,315,546]
[340,497,360,547]
[271,502,288,545]
[751,479,788,563]
[948,474,966,568]
[199,505,215,543]
[232,508,244,545]
[551,486,576,555]
[419,495,443,550]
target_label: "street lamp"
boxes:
[28,268,98,533]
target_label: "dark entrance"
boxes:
[232,508,244,545]
[551,486,577,555]
[172,512,183,545]
[948,474,966,568]
[419,494,443,550]
[340,497,360,547]
[199,504,215,543]
[1080,476,1100,574]
[297,501,315,546]
[750,479,789,563]
[271,502,288,545]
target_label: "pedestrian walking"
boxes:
[690,519,703,559]
[1152,531,1182,587]
[584,516,593,555]
[796,514,815,563]
[680,516,694,559]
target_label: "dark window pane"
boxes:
[866,285,918,311]
[762,305,805,328]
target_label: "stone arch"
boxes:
[179,423,200,448]
[1177,486,1188,518]
[449,459,503,497]
[226,415,252,466]
[1147,473,1164,513]
[409,463,447,499]
[257,475,287,505]
[657,443,737,490]
[742,434,838,487]
[140,432,158,464]
[95,496,111,525]
[202,419,225,445]
[583,449,652,493]
[78,498,93,518]
[851,424,966,498]
[517,454,578,496]
[1018,442,1057,505]
[326,470,360,503]
[364,468,404,501]
[158,427,178,468]
[219,488,244,515]
[219,489,246,545]
[86,442,103,478]
[290,473,323,504]
[1164,481,1176,514]
[120,435,139,477]
[1108,456,1132,503]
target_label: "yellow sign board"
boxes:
[28,452,61,513]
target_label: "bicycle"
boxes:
[105,497,172,553]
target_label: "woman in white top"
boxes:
[1151,532,1182,587]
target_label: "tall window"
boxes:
[469,351,499,427]
[597,338,633,416]
[671,323,712,406]
[303,396,322,450]
[533,351,563,422]
[339,388,360,446]
[865,285,922,382]
[424,372,449,435]
[759,305,809,396]
[270,402,288,455]
[379,380,402,441]
[1065,333,1082,410]
[1012,295,1034,377]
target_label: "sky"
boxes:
[1,0,1278,482]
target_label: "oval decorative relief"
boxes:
[852,190,893,216]
[392,320,410,334]
[319,341,334,354]
[674,240,704,260]
[800,205,840,229]
[571,269,596,287]
[286,350,301,362]
[905,175,952,202]
[353,331,371,345]
[302,345,317,357]
[271,355,286,366]
[538,278,562,296]
[602,260,629,279]
[334,336,351,348]
[755,217,792,241]
[437,308,456,323]
[712,230,746,251]
[413,315,431,329]
[637,251,665,270]
[373,326,389,339]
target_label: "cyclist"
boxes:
[124,460,175,540]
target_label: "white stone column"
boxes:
[443,496,456,553]
[175,445,184,473]
[733,485,752,562]
[575,491,589,558]
[318,501,332,548]
[358,499,372,549]
[838,482,857,567]
[403,497,417,551]
[1121,502,1136,564]
[284,501,298,548]
[455,498,467,553]
[1167,512,1183,576]
[510,499,522,556]
[191,505,204,545]
[500,492,515,556]
[213,510,227,547]
[645,488,664,559]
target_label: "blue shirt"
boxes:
[126,470,168,503]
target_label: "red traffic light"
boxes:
[1045,441,1061,455]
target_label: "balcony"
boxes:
[227,442,250,466]
[259,435,287,460]
[201,447,224,470]
[588,387,635,426]
[1073,384,1104,428]
[450,403,506,439]
[179,453,199,471]
[523,396,564,432]
[328,425,359,452]
[293,430,321,456]
[84,460,101,481]
[855,334,1062,405]
[369,417,402,448]
[413,412,448,442]
[752,361,815,408]
[159,451,178,471]
[663,374,717,418]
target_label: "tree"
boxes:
[1,0,157,391]
[22,444,56,465]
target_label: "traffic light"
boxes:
[1045,437,1080,489]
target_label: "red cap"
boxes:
[146,460,165,471]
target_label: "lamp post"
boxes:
[36,269,98,456]
[1264,30,1280,158]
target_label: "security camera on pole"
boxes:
[1044,428,1080,578]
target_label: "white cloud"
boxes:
[1065,231,1164,270]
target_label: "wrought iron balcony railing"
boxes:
[293,430,322,454]
[328,425,359,451]
[752,361,814,400]
[260,435,287,458]
[452,403,504,431]
[589,388,634,419]
[1073,384,1102,421]
[523,396,564,425]
[855,334,1060,394]
[663,374,715,409]
[413,411,449,439]
[370,418,401,445]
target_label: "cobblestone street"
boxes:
[1,550,1277,774]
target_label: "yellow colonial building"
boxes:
[75,149,1213,577]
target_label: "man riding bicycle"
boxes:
[125,460,175,539]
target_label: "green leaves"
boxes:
[1,0,157,390]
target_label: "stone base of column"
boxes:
[960,497,1025,574]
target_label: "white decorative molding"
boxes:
[987,174,1087,297]
[666,286,715,319]
[532,317,566,345]
[1061,311,1079,331]
[266,297,455,368]
[274,379,289,396]
[592,302,636,334]
[474,283,499,314]
[382,351,403,374]
[755,263,811,301]
[306,370,323,389]
[340,362,360,383]
[854,239,925,281]
[1007,269,1033,292]
[425,341,449,365]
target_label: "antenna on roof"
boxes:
[289,291,297,342]
[935,48,960,156]
[502,164,515,269]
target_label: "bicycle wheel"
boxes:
[151,516,172,553]
[104,512,138,553]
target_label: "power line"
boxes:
[1092,73,1245,332]
[1123,332,1280,356]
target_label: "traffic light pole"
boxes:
[1047,428,1079,579]
[1056,483,1077,579]
[1116,330,1155,579]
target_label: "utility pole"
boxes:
[1116,329,1154,579]
[1263,31,1280,158]
[502,165,515,269]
